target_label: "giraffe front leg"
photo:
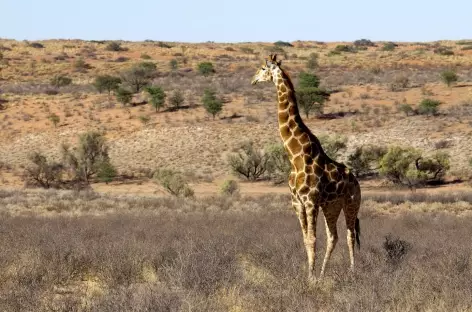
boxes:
[304,202,318,282]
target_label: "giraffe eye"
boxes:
[261,67,266,71]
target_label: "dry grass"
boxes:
[0,189,471,311]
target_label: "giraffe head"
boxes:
[251,54,282,85]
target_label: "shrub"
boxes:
[378,146,449,187]
[383,234,411,266]
[440,70,458,87]
[105,41,126,51]
[399,103,415,116]
[28,42,44,49]
[97,161,117,184]
[62,131,111,184]
[306,52,319,70]
[23,152,63,188]
[50,75,72,88]
[265,143,290,184]
[227,141,270,181]
[274,41,293,47]
[145,86,166,112]
[120,63,156,93]
[381,42,397,51]
[48,113,60,128]
[298,72,320,88]
[169,59,178,70]
[201,89,223,119]
[347,145,387,177]
[353,39,376,47]
[140,53,152,60]
[220,179,240,196]
[296,87,328,118]
[115,88,133,106]
[157,41,172,48]
[418,98,441,116]
[334,45,356,53]
[433,46,454,56]
[139,115,151,125]
[73,57,91,72]
[319,135,347,160]
[378,146,421,187]
[169,89,184,109]
[415,152,450,184]
[389,75,409,91]
[153,169,194,197]
[197,62,215,76]
[93,75,121,94]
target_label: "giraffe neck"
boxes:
[273,70,323,160]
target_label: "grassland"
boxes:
[0,189,471,311]
[1,39,472,311]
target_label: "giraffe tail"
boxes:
[355,218,361,249]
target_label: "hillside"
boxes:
[1,39,472,191]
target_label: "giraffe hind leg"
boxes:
[319,204,342,278]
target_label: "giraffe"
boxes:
[251,54,361,281]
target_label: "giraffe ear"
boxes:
[268,54,277,62]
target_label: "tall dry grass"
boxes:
[0,189,471,311]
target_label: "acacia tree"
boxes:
[201,89,223,119]
[62,131,112,184]
[93,75,121,94]
[296,72,330,118]
[120,62,157,93]
[145,86,166,112]
[23,152,63,188]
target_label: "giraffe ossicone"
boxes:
[252,54,362,281]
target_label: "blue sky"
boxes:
[1,0,470,42]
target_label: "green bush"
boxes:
[440,70,458,87]
[201,89,223,119]
[145,86,166,112]
[353,39,376,47]
[115,88,133,106]
[265,143,291,184]
[378,147,449,187]
[62,131,111,184]
[169,90,184,109]
[347,145,387,177]
[105,41,127,51]
[274,41,293,47]
[93,75,121,94]
[379,146,421,187]
[334,45,357,53]
[140,53,152,60]
[48,113,60,128]
[197,62,215,76]
[298,72,320,88]
[418,98,441,116]
[296,87,327,118]
[381,42,397,51]
[169,59,178,70]
[399,103,415,116]
[153,169,194,198]
[319,135,347,160]
[227,141,270,181]
[220,179,240,196]
[97,161,117,184]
